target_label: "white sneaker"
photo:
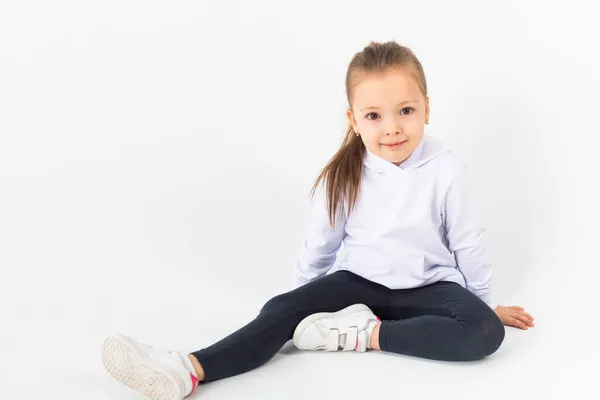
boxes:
[292,304,380,353]
[101,334,200,400]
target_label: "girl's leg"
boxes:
[376,281,505,361]
[102,271,387,399]
[101,271,390,400]
[190,270,389,383]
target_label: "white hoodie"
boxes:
[293,134,495,309]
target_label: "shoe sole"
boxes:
[101,334,184,400]
[292,303,371,349]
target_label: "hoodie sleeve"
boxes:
[292,182,347,289]
[443,166,496,310]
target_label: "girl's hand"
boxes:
[494,305,535,330]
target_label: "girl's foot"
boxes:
[101,334,200,400]
[292,304,380,352]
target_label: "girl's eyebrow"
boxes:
[360,100,418,112]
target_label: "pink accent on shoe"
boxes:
[355,337,359,351]
[376,317,381,322]
[186,373,200,397]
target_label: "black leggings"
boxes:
[191,270,505,383]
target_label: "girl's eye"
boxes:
[365,107,415,120]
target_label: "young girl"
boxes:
[101,41,535,400]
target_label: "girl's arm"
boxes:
[292,181,347,288]
[443,166,496,310]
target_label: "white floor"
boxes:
[3,223,598,400]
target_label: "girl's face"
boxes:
[347,67,430,166]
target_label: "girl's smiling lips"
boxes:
[382,140,407,149]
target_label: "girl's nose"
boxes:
[384,119,403,135]
[385,126,402,135]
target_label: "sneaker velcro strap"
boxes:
[326,329,340,351]
[343,326,358,351]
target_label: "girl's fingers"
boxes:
[510,307,534,321]
[510,310,533,321]
[522,311,534,321]
[508,306,524,311]
[518,311,534,321]
[509,311,535,327]
[506,316,529,330]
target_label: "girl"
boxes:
[101,41,535,400]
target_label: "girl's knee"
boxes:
[260,291,297,315]
[465,312,505,359]
[480,315,505,356]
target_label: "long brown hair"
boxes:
[310,41,428,227]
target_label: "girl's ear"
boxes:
[346,108,358,132]
[424,96,430,124]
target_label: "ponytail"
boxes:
[310,124,365,228]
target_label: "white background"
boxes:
[1,0,599,399]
